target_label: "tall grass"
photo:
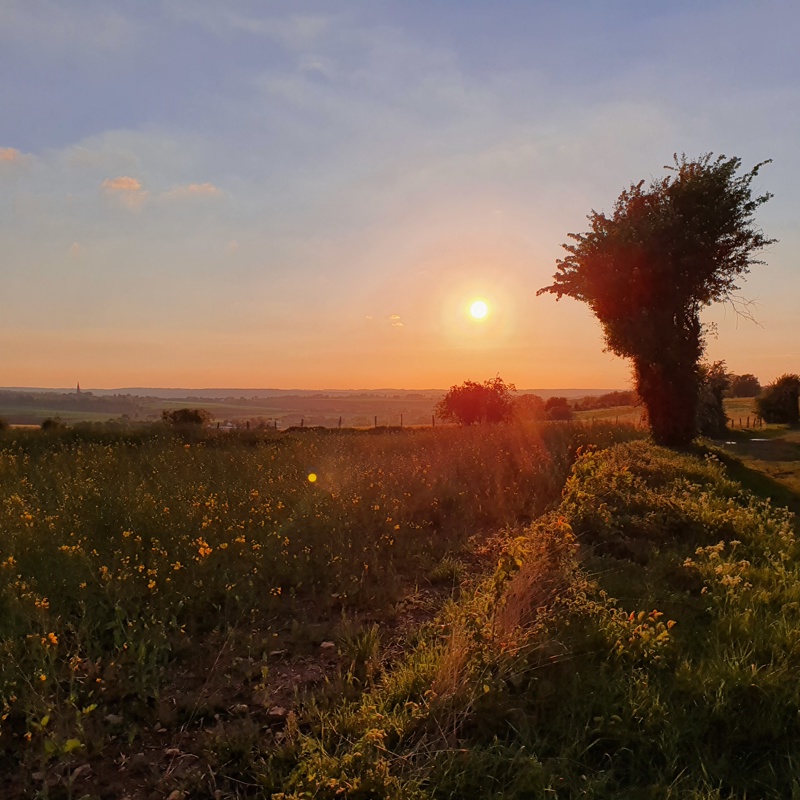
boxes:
[243,441,800,800]
[0,421,635,779]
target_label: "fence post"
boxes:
[374,415,377,428]
[338,416,342,429]
[400,413,403,428]
[301,418,304,428]
[432,415,435,428]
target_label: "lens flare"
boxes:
[307,473,317,483]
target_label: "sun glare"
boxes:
[469,299,489,320]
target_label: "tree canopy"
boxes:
[435,377,515,426]
[538,153,774,446]
[727,373,761,398]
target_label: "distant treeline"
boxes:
[0,391,145,415]
[572,390,639,410]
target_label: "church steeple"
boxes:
[76,382,81,395]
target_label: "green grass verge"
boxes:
[225,440,800,799]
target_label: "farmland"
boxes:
[2,418,800,798]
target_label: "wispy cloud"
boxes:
[101,175,148,209]
[0,1,137,52]
[167,4,329,50]
[102,176,142,192]
[161,182,222,200]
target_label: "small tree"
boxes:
[512,394,547,421]
[538,153,774,446]
[162,408,212,427]
[544,396,573,421]
[0,417,8,432]
[727,373,761,398]
[756,375,800,424]
[696,361,729,438]
[436,377,515,425]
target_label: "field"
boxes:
[2,418,800,798]
[0,391,446,429]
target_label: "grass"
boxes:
[243,440,800,799]
[3,420,800,797]
[0,420,638,797]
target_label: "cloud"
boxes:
[389,314,401,320]
[0,147,32,170]
[392,321,404,327]
[0,2,137,53]
[101,175,148,209]
[161,182,222,200]
[102,175,142,192]
[167,4,329,50]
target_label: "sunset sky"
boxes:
[2,1,798,390]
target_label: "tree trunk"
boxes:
[635,359,699,447]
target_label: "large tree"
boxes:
[538,154,774,446]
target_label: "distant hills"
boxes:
[1,387,622,400]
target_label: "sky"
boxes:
[1,0,798,390]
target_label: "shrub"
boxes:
[756,374,800,424]
[512,394,546,421]
[696,361,729,437]
[40,417,64,431]
[161,407,212,427]
[545,396,573,421]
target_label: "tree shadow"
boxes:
[707,444,800,516]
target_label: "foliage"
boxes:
[0,418,7,432]
[756,373,800,424]
[40,417,64,431]
[7,423,800,797]
[435,376,515,425]
[0,420,642,790]
[539,153,775,446]
[574,390,638,411]
[251,440,800,799]
[511,393,546,421]
[544,396,573,421]
[727,372,761,398]
[696,360,730,438]
[161,407,212,427]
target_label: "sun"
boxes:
[469,299,489,320]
